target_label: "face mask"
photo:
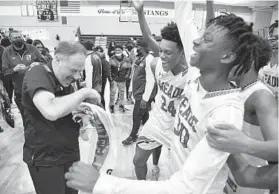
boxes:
[115,53,122,57]
[12,39,23,48]
[127,46,133,52]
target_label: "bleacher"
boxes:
[79,34,143,48]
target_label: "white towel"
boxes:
[72,102,117,194]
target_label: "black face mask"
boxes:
[12,39,23,48]
[127,46,133,52]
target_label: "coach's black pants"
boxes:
[28,161,78,194]
[129,100,150,139]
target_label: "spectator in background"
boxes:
[82,41,102,95]
[94,46,110,108]
[125,40,137,104]
[122,40,156,146]
[33,39,53,63]
[0,37,13,103]
[109,45,131,113]
[26,38,33,45]
[108,41,116,58]
[2,30,46,126]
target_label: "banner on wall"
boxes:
[78,6,174,18]
[95,36,108,49]
[36,0,58,21]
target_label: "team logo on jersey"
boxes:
[26,55,32,61]
[264,74,278,87]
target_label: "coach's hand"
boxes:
[82,88,101,104]
[206,123,250,154]
[132,0,144,12]
[65,161,100,193]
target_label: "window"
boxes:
[21,1,35,16]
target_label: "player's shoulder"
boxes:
[248,87,277,111]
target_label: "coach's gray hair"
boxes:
[54,41,87,60]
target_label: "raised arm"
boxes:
[175,0,215,65]
[206,1,215,28]
[132,0,159,56]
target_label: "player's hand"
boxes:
[206,123,250,154]
[132,0,144,12]
[82,88,101,104]
[140,100,147,109]
[13,64,27,72]
[65,161,100,193]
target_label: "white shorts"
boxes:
[137,115,173,150]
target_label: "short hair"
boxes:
[9,30,21,38]
[0,37,11,47]
[54,41,87,59]
[83,40,94,51]
[114,45,123,50]
[208,13,258,75]
[94,46,104,53]
[33,39,44,47]
[161,21,183,49]
[26,38,33,44]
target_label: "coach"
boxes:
[21,41,100,194]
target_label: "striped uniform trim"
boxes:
[203,88,240,99]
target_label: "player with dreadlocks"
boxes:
[206,27,278,194]
[64,1,266,193]
[259,20,278,98]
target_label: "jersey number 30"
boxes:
[161,95,176,117]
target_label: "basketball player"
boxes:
[259,20,278,98]
[131,0,214,181]
[65,1,262,193]
[131,0,190,181]
[206,34,278,194]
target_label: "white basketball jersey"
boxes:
[259,63,278,98]
[225,81,272,194]
[171,77,243,194]
[150,59,192,132]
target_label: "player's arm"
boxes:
[142,55,155,102]
[227,154,278,190]
[251,90,278,161]
[89,102,244,194]
[206,91,278,161]
[132,0,159,56]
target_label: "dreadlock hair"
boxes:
[250,35,272,73]
[208,13,259,76]
[161,21,183,50]
[269,20,278,35]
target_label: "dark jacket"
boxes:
[132,54,157,101]
[109,55,131,82]
[2,43,46,97]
